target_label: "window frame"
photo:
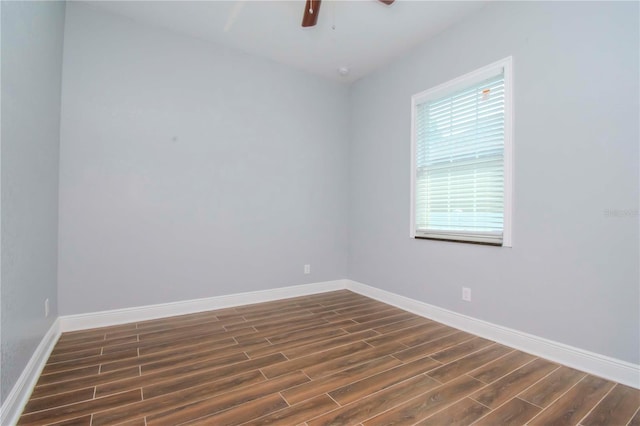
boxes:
[410,57,513,247]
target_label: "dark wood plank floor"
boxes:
[18,290,640,425]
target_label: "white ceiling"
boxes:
[89,0,488,83]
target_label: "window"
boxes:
[411,57,513,246]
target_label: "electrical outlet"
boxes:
[304,264,311,274]
[45,298,50,317]
[462,287,471,302]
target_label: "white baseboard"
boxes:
[60,280,347,332]
[346,279,640,389]
[0,319,61,426]
[58,278,640,388]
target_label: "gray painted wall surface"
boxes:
[348,1,639,364]
[1,1,65,403]
[58,3,349,315]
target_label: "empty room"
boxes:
[1,0,639,425]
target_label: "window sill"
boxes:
[414,236,503,247]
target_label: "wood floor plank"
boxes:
[266,322,349,345]
[303,341,405,379]
[518,365,587,408]
[137,333,244,356]
[36,365,100,386]
[330,296,389,308]
[141,357,263,400]
[185,394,288,425]
[528,375,615,426]
[366,323,437,347]
[399,324,459,347]
[110,318,220,341]
[262,341,371,379]
[628,407,640,426]
[279,330,378,360]
[324,315,359,327]
[308,375,440,426]
[241,394,339,426]
[282,355,402,405]
[95,352,282,398]
[241,299,320,315]
[137,321,228,342]
[107,315,226,341]
[48,414,92,426]
[429,336,494,364]
[294,296,350,310]
[392,330,473,362]
[103,324,258,355]
[307,304,369,317]
[362,374,486,426]
[350,307,407,324]
[17,291,636,426]
[47,347,103,364]
[427,343,512,383]
[235,334,270,345]
[22,388,95,414]
[329,355,441,405]
[57,323,122,340]
[146,371,309,425]
[223,322,256,332]
[470,357,559,409]
[42,348,139,375]
[18,389,142,425]
[235,302,316,318]
[245,317,332,339]
[342,312,415,333]
[138,334,270,357]
[92,370,266,425]
[55,333,107,346]
[467,349,535,384]
[132,313,223,335]
[59,323,136,340]
[50,335,139,356]
[372,316,432,334]
[140,349,248,376]
[334,303,397,318]
[31,366,140,399]
[135,309,221,326]
[246,328,349,359]
[101,337,238,373]
[581,384,640,426]
[110,419,146,426]
[473,397,541,426]
[414,397,490,426]
[308,298,377,313]
[242,313,324,333]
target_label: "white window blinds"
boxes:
[412,60,511,245]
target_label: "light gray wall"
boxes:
[1,1,65,403]
[348,1,639,364]
[58,3,349,315]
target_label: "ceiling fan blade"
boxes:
[379,0,395,4]
[302,0,322,27]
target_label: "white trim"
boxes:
[412,58,508,104]
[345,280,639,389]
[59,280,347,332]
[502,56,514,247]
[410,90,417,238]
[0,319,61,426]
[410,56,514,247]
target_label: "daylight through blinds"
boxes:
[414,71,505,244]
